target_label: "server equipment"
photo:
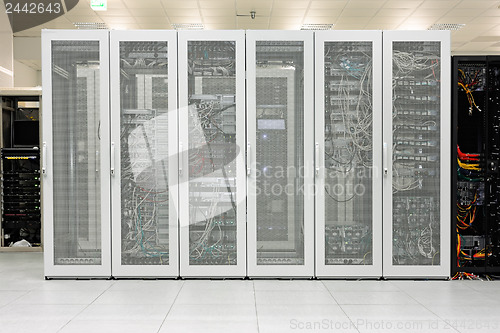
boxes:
[178,31,246,277]
[41,29,451,279]
[42,30,111,278]
[0,90,41,250]
[315,31,383,277]
[383,31,450,278]
[110,31,179,277]
[452,56,500,278]
[246,31,314,277]
[1,148,40,247]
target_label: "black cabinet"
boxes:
[452,56,500,277]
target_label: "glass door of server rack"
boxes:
[382,31,450,278]
[314,31,383,278]
[178,31,246,277]
[42,30,111,278]
[246,31,315,277]
[110,31,179,277]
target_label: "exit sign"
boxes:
[90,0,107,11]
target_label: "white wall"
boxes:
[0,3,13,87]
[14,60,40,87]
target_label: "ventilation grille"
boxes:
[74,22,108,30]
[171,23,204,30]
[301,24,334,30]
[428,23,465,31]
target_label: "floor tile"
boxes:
[35,279,115,292]
[341,304,440,320]
[255,290,336,305]
[323,280,400,292]
[182,279,254,291]
[332,291,417,305]
[0,304,86,321]
[256,303,349,319]
[175,288,255,305]
[94,290,179,305]
[12,290,103,305]
[73,304,170,321]
[0,291,28,307]
[107,279,182,292]
[159,319,258,333]
[0,319,68,333]
[254,279,327,291]
[167,304,257,321]
[403,288,485,305]
[59,320,164,333]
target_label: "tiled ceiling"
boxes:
[11,0,500,54]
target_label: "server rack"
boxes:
[246,30,315,277]
[178,31,246,277]
[452,56,500,277]
[0,90,42,250]
[314,31,383,278]
[42,30,111,278]
[382,31,451,278]
[1,149,40,247]
[110,31,179,277]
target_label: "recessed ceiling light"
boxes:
[74,22,108,30]
[171,23,204,30]
[428,23,465,31]
[300,24,334,30]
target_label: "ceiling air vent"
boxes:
[74,22,108,30]
[300,24,334,30]
[171,23,204,30]
[428,23,465,31]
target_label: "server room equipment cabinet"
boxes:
[246,31,315,277]
[42,30,111,278]
[110,31,179,277]
[178,31,246,277]
[0,88,42,251]
[314,31,383,278]
[452,56,500,276]
[382,31,450,278]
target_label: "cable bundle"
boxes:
[457,192,477,230]
[457,146,482,175]
[458,68,482,115]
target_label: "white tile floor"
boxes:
[1,253,500,333]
